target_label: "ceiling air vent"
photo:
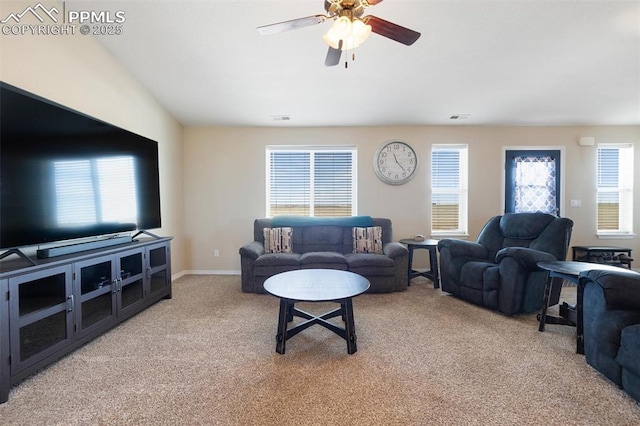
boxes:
[450,114,471,120]
[272,115,291,121]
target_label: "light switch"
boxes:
[570,199,581,208]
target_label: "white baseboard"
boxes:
[172,270,240,280]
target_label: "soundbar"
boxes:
[37,236,133,259]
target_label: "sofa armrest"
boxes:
[437,239,488,260]
[383,242,408,259]
[579,269,640,311]
[496,247,557,270]
[239,241,265,260]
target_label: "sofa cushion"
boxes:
[345,253,395,276]
[459,261,500,309]
[254,252,300,267]
[300,251,347,266]
[296,226,345,253]
[263,227,293,253]
[300,251,348,269]
[352,226,383,254]
[253,253,301,277]
[617,324,640,377]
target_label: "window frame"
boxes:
[596,143,634,238]
[265,145,358,218]
[430,144,468,237]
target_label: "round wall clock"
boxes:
[373,140,418,185]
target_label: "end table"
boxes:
[399,239,440,289]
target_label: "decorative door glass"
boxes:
[505,150,561,215]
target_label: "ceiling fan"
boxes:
[257,0,421,67]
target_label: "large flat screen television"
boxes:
[0,82,162,251]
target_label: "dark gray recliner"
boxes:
[437,213,574,315]
[580,268,640,403]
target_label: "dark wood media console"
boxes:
[0,237,172,403]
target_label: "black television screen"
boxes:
[0,82,162,250]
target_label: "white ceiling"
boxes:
[77,0,640,127]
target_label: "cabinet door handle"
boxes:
[67,295,74,312]
[112,279,118,294]
[146,267,152,279]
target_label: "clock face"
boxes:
[374,141,418,185]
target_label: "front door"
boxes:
[505,149,561,215]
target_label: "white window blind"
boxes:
[266,147,356,217]
[431,145,468,235]
[597,144,634,235]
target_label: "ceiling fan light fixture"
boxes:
[351,19,371,44]
[332,16,353,39]
[322,29,341,49]
[323,18,371,50]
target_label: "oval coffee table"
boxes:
[263,269,370,355]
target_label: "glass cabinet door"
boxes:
[116,250,144,315]
[74,256,116,339]
[9,265,73,374]
[0,279,8,403]
[147,243,170,300]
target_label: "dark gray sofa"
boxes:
[239,216,408,293]
[581,268,640,403]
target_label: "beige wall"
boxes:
[184,126,640,272]
[0,4,186,273]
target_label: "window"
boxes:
[596,144,634,236]
[266,146,357,217]
[431,145,468,235]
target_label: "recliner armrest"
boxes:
[383,242,408,259]
[239,241,265,260]
[437,239,488,260]
[579,269,640,311]
[496,247,557,270]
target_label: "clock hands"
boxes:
[393,153,406,172]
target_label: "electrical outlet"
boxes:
[214,249,220,257]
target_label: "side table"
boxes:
[572,246,633,268]
[399,239,440,289]
[537,261,624,354]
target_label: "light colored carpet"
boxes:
[1,275,639,425]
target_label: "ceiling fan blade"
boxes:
[363,15,421,46]
[257,15,327,36]
[325,40,343,67]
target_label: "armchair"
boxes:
[437,213,573,315]
[580,269,640,403]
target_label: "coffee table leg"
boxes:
[275,298,290,354]
[342,298,358,354]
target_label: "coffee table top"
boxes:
[538,260,635,277]
[263,269,370,302]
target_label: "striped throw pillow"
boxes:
[352,226,383,254]
[263,227,293,253]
